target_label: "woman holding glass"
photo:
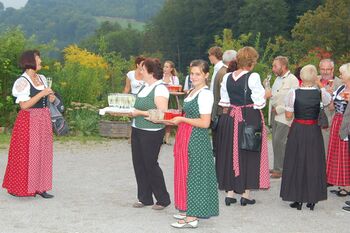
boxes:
[130,58,171,210]
[170,60,218,228]
[2,49,55,198]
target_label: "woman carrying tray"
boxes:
[169,59,219,228]
[130,58,171,210]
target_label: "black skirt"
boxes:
[280,122,327,203]
[215,107,261,194]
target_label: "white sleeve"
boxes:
[218,73,231,107]
[284,89,296,112]
[248,72,266,109]
[155,84,170,99]
[198,89,214,114]
[126,71,134,81]
[320,87,332,106]
[173,76,180,85]
[12,77,31,103]
[183,76,189,91]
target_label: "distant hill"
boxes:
[0,0,165,48]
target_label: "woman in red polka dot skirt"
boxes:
[2,50,55,198]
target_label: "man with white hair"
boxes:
[318,58,342,153]
[222,50,237,66]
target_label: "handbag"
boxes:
[318,103,328,129]
[239,73,262,152]
[52,116,69,136]
[210,116,219,130]
[47,91,69,136]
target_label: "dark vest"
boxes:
[294,89,320,120]
[22,76,47,108]
[227,72,253,106]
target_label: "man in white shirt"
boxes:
[208,46,225,93]
[208,46,226,153]
[270,56,299,178]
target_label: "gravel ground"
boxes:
[0,139,349,233]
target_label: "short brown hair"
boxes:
[19,49,40,71]
[274,56,289,68]
[208,46,223,60]
[142,58,163,80]
[236,47,259,69]
[135,56,145,66]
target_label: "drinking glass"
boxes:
[108,93,113,106]
[264,74,272,90]
[46,77,52,88]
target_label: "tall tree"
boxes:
[292,0,350,58]
[238,0,289,43]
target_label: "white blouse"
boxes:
[219,71,266,109]
[184,86,213,114]
[126,70,144,94]
[12,72,48,104]
[284,87,332,112]
[162,76,180,85]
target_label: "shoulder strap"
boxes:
[243,72,253,122]
[336,85,346,96]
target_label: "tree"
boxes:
[238,0,290,43]
[292,0,350,58]
[0,28,27,127]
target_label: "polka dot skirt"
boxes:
[2,108,53,196]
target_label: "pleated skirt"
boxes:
[280,122,327,203]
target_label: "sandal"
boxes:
[337,189,350,197]
[171,218,198,228]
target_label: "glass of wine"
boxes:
[46,77,52,88]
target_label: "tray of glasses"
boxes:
[99,107,134,116]
[144,117,176,125]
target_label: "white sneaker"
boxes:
[171,219,198,228]
[173,213,186,220]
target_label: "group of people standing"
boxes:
[127,46,350,229]
[2,47,350,229]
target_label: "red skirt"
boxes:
[173,122,192,211]
[326,113,350,186]
[2,108,53,196]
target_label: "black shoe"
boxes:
[37,192,54,199]
[240,197,256,206]
[306,203,315,210]
[342,206,350,213]
[289,202,302,210]
[225,197,237,206]
[345,201,350,207]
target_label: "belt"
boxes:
[293,119,317,125]
[217,106,232,115]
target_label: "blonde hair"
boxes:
[236,46,259,69]
[339,63,350,80]
[164,60,178,77]
[300,64,317,84]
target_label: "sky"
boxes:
[1,0,28,9]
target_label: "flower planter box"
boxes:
[99,120,131,138]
